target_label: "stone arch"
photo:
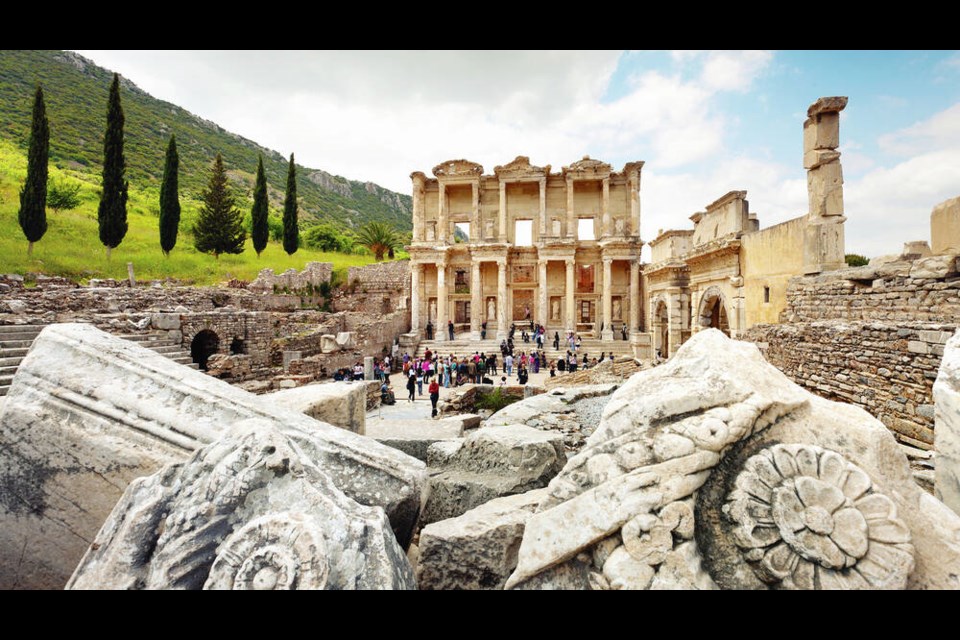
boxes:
[651,294,670,358]
[697,287,730,336]
[191,329,220,370]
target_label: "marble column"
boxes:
[630,174,641,237]
[538,178,547,241]
[629,260,641,335]
[565,258,575,332]
[470,259,482,339]
[498,181,507,242]
[566,178,575,239]
[602,258,614,340]
[538,258,548,328]
[496,260,508,341]
[437,261,448,341]
[410,263,422,335]
[438,182,447,244]
[471,181,480,241]
[412,173,426,243]
[601,177,610,238]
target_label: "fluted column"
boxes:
[496,259,508,340]
[471,181,480,241]
[602,258,614,340]
[565,258,575,332]
[411,262,422,334]
[630,174,641,237]
[538,178,546,241]
[629,260,641,335]
[498,181,507,241]
[470,259,482,339]
[412,173,426,242]
[438,182,447,244]
[436,261,448,341]
[538,258,548,327]
[566,178,575,239]
[601,177,610,238]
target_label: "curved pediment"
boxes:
[562,155,612,178]
[432,159,484,179]
[494,156,550,179]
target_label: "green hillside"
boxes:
[0,50,412,231]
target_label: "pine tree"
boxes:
[193,153,246,259]
[251,154,269,257]
[159,134,180,256]
[98,73,128,259]
[18,85,49,256]
[282,153,299,255]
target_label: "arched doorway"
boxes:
[191,330,220,370]
[698,288,730,336]
[654,298,669,358]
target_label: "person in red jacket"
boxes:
[428,378,440,418]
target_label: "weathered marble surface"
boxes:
[0,324,424,589]
[506,329,960,590]
[68,420,415,590]
[935,330,960,515]
[264,381,367,435]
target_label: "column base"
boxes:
[495,330,507,341]
[601,330,614,341]
[470,330,481,340]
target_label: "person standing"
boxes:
[553,331,560,351]
[481,321,487,340]
[466,357,476,383]
[416,367,424,396]
[429,377,440,418]
[426,321,434,340]
[406,370,416,403]
[505,353,514,377]
[448,320,455,341]
[489,353,498,375]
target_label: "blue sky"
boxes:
[78,50,960,258]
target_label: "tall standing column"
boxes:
[538,259,548,328]
[411,262,421,335]
[438,182,447,244]
[601,177,610,238]
[629,260,640,335]
[470,260,482,340]
[471,181,480,241]
[436,261,448,341]
[498,181,507,242]
[412,173,426,242]
[566,178,576,239]
[602,258,613,340]
[496,259,508,341]
[630,174,641,237]
[565,258,575,332]
[538,178,547,241]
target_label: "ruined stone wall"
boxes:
[344,309,410,355]
[181,312,274,367]
[248,262,333,293]
[741,215,808,327]
[335,260,411,315]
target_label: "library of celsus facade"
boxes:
[407,156,644,342]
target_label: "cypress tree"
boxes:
[18,85,49,256]
[159,134,180,256]
[193,153,246,259]
[98,73,128,259]
[251,154,269,257]
[282,153,299,255]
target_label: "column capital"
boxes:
[565,257,576,266]
[603,257,613,266]
[497,258,508,267]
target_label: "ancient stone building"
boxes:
[407,156,643,343]
[645,96,849,357]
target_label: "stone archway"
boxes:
[191,330,220,370]
[697,287,730,336]
[653,297,669,358]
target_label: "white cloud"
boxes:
[878,103,960,155]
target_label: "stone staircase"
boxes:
[0,324,47,397]
[413,335,635,363]
[0,325,198,397]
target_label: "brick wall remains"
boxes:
[181,311,274,367]
[335,260,410,314]
[248,262,333,293]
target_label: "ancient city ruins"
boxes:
[2,96,960,589]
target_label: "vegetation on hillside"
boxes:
[193,153,246,258]
[0,50,412,232]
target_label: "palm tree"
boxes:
[356,221,398,261]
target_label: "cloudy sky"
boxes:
[77,50,960,258]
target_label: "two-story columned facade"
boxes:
[407,156,644,342]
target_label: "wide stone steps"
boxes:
[413,336,634,363]
[0,325,47,397]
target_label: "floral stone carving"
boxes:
[725,444,914,589]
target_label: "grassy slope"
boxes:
[0,50,412,232]
[0,139,380,284]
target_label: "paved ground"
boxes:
[366,369,556,422]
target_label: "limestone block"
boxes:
[807,161,844,217]
[150,313,180,330]
[807,96,848,118]
[803,149,840,171]
[902,240,932,259]
[265,381,367,435]
[282,350,302,373]
[68,420,415,590]
[0,324,425,589]
[935,331,960,516]
[364,356,374,381]
[367,418,464,461]
[505,329,960,590]
[3,299,28,314]
[417,488,548,590]
[320,334,340,353]
[803,112,840,152]
[336,332,356,349]
[909,254,958,280]
[422,425,565,525]
[931,196,960,255]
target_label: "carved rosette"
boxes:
[204,513,329,590]
[724,444,914,589]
